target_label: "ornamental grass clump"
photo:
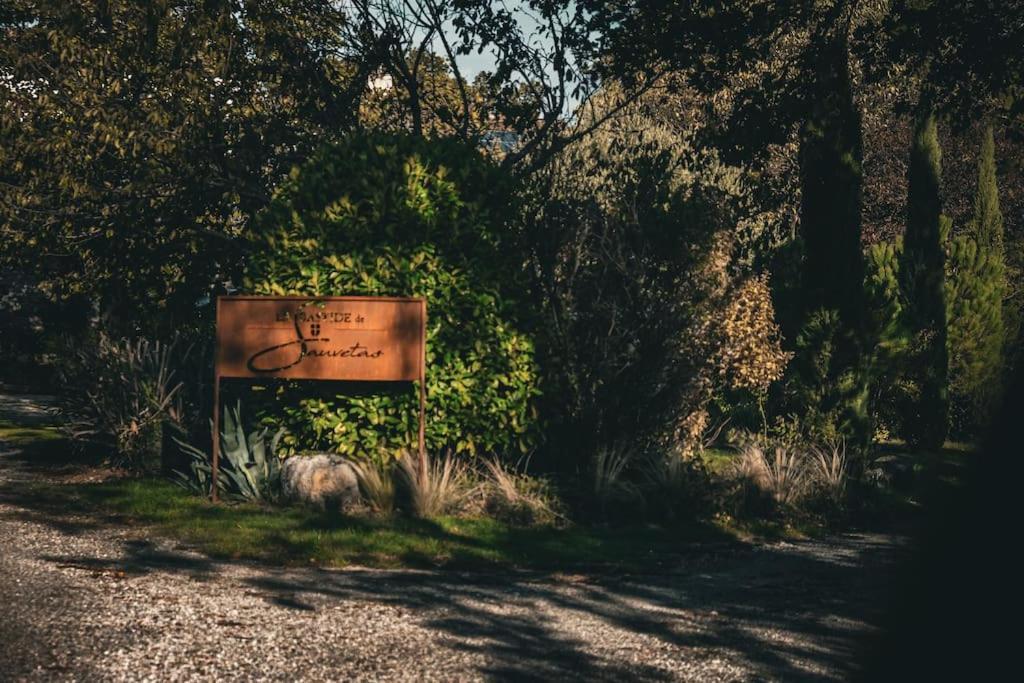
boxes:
[352,458,397,514]
[57,333,185,471]
[396,450,475,518]
[734,442,806,508]
[480,457,562,526]
[807,441,848,502]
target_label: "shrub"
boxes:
[244,133,539,462]
[591,442,642,508]
[898,112,949,450]
[57,332,184,471]
[946,234,1004,435]
[174,402,284,502]
[520,84,786,468]
[396,450,475,518]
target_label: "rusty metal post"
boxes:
[211,373,220,502]
[211,297,221,503]
[417,299,427,480]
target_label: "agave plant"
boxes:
[174,402,284,502]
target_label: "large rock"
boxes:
[280,454,360,512]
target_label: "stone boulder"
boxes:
[280,454,360,512]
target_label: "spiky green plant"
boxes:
[174,402,284,501]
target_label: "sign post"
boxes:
[211,296,427,501]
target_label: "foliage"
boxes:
[781,309,869,445]
[779,29,872,449]
[945,125,1005,433]
[174,402,284,502]
[244,133,540,461]
[590,443,641,509]
[640,449,713,522]
[395,450,474,519]
[56,332,183,471]
[728,438,851,519]
[946,236,1004,434]
[807,441,849,504]
[899,111,950,449]
[0,0,356,334]
[733,442,806,509]
[521,85,786,466]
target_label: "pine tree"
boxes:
[899,110,949,450]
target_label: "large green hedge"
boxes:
[243,134,540,461]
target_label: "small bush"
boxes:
[57,332,185,471]
[396,450,475,518]
[591,442,642,507]
[727,438,853,520]
[807,441,848,502]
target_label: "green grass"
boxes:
[0,423,62,446]
[4,423,972,571]
[24,476,732,570]
[3,428,737,571]
[701,447,736,475]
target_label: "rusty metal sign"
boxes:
[211,295,427,502]
[215,296,425,381]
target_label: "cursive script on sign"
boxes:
[246,314,384,373]
[216,296,424,382]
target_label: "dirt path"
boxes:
[0,394,903,681]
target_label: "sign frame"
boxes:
[211,295,427,502]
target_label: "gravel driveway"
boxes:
[0,396,902,681]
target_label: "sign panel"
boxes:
[215,296,425,381]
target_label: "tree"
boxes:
[899,111,949,449]
[520,85,788,464]
[0,0,355,334]
[946,125,1006,433]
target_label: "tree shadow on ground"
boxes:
[25,521,901,680]
[1,418,903,679]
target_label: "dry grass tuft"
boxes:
[352,458,397,514]
[481,457,561,526]
[396,450,474,518]
[734,442,806,506]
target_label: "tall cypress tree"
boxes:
[947,124,1005,433]
[787,34,871,446]
[899,110,949,450]
[974,125,1005,253]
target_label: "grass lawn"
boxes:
[29,476,742,571]
[2,422,972,571]
[3,426,744,571]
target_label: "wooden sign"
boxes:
[211,295,427,502]
[215,296,425,382]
